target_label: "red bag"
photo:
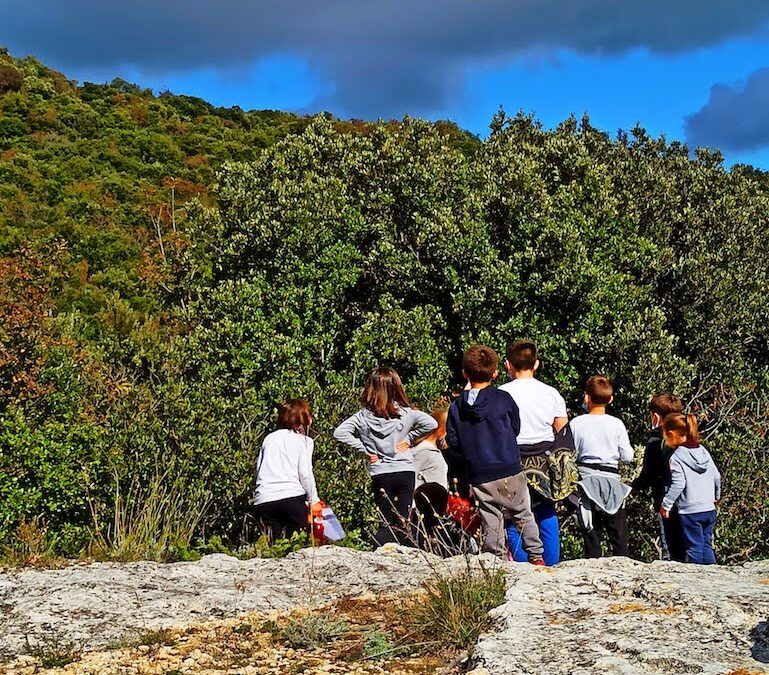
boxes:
[446,494,482,535]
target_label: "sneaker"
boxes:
[532,558,546,566]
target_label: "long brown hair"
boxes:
[361,367,413,419]
[662,413,701,445]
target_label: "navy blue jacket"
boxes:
[445,386,522,485]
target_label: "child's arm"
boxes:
[442,406,466,469]
[661,456,685,515]
[333,412,367,454]
[298,438,320,506]
[508,398,521,438]
[406,410,439,445]
[632,436,658,491]
[618,424,634,463]
[444,406,459,451]
[553,391,568,433]
[714,457,722,502]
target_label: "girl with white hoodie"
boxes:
[660,414,721,564]
[334,367,437,546]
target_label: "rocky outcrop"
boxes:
[2,548,768,674]
[473,557,769,674]
[0,545,492,662]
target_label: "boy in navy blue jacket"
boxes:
[445,345,544,563]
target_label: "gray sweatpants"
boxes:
[473,472,544,560]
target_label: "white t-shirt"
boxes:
[569,414,634,467]
[253,429,319,506]
[499,378,567,445]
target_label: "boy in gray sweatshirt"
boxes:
[660,413,721,564]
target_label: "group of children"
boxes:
[253,341,722,565]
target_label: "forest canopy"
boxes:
[1,48,767,562]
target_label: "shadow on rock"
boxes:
[751,621,769,663]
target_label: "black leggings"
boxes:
[372,471,415,546]
[582,506,629,558]
[255,495,308,542]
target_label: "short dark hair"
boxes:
[649,393,682,418]
[506,340,537,371]
[463,345,499,383]
[585,375,613,405]
[277,398,312,433]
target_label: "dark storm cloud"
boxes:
[5,1,769,116]
[685,68,769,152]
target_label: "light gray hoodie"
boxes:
[661,444,721,515]
[333,407,438,477]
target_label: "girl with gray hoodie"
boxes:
[660,414,721,564]
[334,367,438,546]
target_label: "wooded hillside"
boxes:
[1,49,766,562]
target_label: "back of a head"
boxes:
[362,366,413,418]
[413,482,449,524]
[585,375,613,405]
[432,408,448,434]
[662,412,701,445]
[463,345,498,383]
[506,339,537,372]
[649,393,683,418]
[277,398,312,433]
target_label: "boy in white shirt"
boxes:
[569,375,634,557]
[499,340,568,565]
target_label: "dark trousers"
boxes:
[255,495,308,542]
[583,506,629,558]
[372,471,415,546]
[679,510,717,564]
[658,509,687,562]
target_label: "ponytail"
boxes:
[684,414,700,444]
[662,413,701,445]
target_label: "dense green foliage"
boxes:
[1,49,767,562]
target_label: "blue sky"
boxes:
[5,1,769,167]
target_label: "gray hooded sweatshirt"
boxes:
[661,444,721,514]
[333,407,438,477]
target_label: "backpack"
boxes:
[548,424,579,501]
[521,424,578,502]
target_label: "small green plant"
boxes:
[24,633,81,668]
[260,618,281,638]
[409,568,507,652]
[196,534,232,555]
[136,628,176,647]
[331,529,372,551]
[233,622,253,635]
[236,531,309,560]
[362,628,399,660]
[0,518,61,566]
[280,612,349,649]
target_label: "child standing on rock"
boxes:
[412,409,449,490]
[445,345,544,563]
[499,339,569,566]
[570,375,634,558]
[253,399,322,541]
[334,367,437,546]
[660,414,721,564]
[632,393,686,561]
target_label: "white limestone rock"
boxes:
[471,557,769,674]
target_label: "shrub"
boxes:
[409,568,507,652]
[279,612,349,649]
